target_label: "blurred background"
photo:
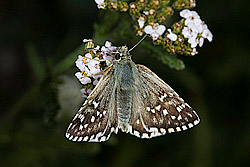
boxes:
[0,0,249,167]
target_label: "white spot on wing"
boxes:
[69,135,73,140]
[90,135,95,140]
[100,136,106,142]
[146,107,150,111]
[142,133,149,138]
[176,127,181,132]
[163,109,168,116]
[194,119,199,125]
[188,123,194,128]
[177,106,182,112]
[78,137,83,142]
[93,101,99,108]
[83,136,88,141]
[66,133,70,138]
[73,114,78,120]
[155,105,161,111]
[177,115,182,120]
[182,125,187,130]
[168,128,175,133]
[103,111,107,115]
[159,93,167,102]
[91,116,95,122]
[160,128,166,134]
[72,136,78,141]
[171,115,176,120]
[151,109,155,113]
[134,130,140,137]
[79,124,83,130]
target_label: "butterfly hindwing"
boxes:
[65,67,118,142]
[127,64,200,138]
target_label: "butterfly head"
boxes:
[113,46,131,62]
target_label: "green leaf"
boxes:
[142,42,185,70]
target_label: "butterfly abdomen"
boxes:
[114,60,137,132]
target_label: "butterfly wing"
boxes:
[128,64,200,138]
[65,67,118,142]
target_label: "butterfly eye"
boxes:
[115,54,121,60]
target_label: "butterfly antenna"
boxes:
[128,34,148,53]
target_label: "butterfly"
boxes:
[65,44,200,142]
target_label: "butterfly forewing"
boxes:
[65,67,118,142]
[127,64,200,138]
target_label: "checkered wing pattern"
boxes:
[65,67,118,142]
[127,65,200,139]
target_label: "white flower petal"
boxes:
[191,48,198,56]
[202,29,213,42]
[191,11,200,19]
[188,36,198,48]
[143,11,149,15]
[75,72,92,85]
[105,41,112,48]
[75,55,86,71]
[144,25,153,34]
[180,9,192,18]
[199,37,204,47]
[167,29,177,41]
[157,25,166,35]
[138,17,145,28]
[101,46,108,52]
[103,55,113,65]
[151,33,159,40]
[95,0,104,4]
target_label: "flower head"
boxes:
[180,9,213,53]
[75,39,118,98]
[144,23,166,40]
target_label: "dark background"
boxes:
[1,0,249,167]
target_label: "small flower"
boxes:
[144,23,166,40]
[182,26,198,39]
[80,88,92,98]
[166,29,177,41]
[202,29,213,42]
[143,11,149,15]
[191,48,198,56]
[138,16,145,28]
[180,9,200,20]
[75,72,92,85]
[95,0,105,9]
[198,37,204,47]
[75,55,86,71]
[88,57,101,75]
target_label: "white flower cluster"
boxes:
[95,0,105,9]
[75,39,116,98]
[137,17,178,42]
[180,9,213,50]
